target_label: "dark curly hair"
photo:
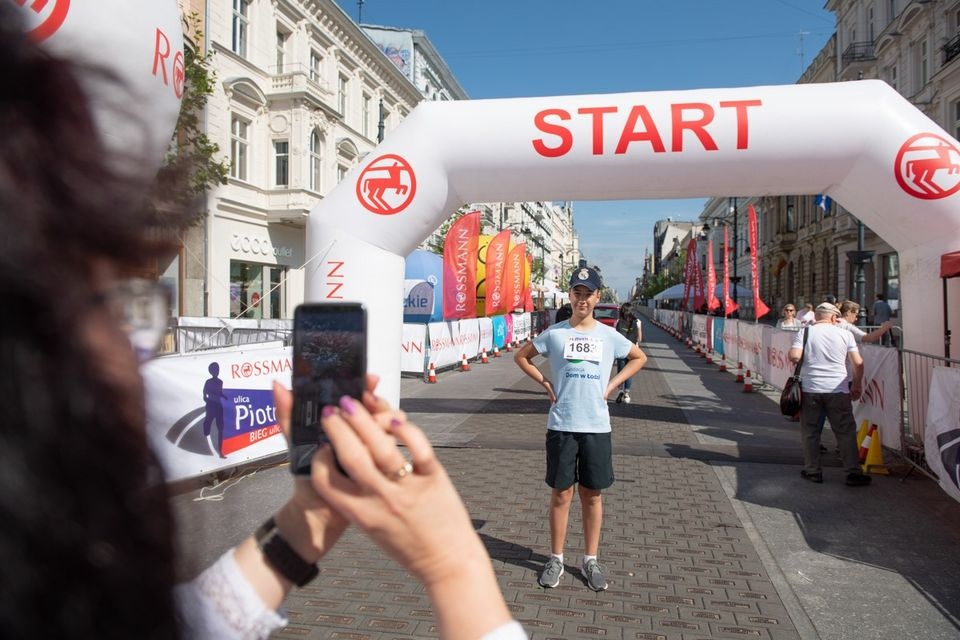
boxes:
[0,7,192,638]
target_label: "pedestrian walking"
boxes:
[613,303,641,403]
[870,294,895,346]
[514,262,647,591]
[788,303,872,486]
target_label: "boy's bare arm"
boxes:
[514,342,556,402]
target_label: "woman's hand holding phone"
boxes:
[309,396,513,639]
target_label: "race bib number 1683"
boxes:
[563,335,603,362]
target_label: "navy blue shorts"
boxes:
[544,430,614,490]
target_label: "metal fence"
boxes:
[160,320,293,354]
[899,349,959,474]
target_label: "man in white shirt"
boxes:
[788,302,872,486]
[796,303,815,325]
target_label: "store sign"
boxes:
[230,233,293,258]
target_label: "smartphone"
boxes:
[289,302,367,475]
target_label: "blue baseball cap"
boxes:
[569,264,602,291]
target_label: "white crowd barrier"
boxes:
[652,309,902,452]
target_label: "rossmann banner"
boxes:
[926,366,960,504]
[144,343,291,481]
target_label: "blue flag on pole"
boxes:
[815,194,832,216]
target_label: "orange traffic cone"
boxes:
[857,424,873,463]
[427,362,437,383]
[862,426,889,475]
[480,348,489,364]
[856,419,870,449]
[492,345,501,358]
[505,340,513,352]
[735,364,744,383]
[717,356,727,372]
[460,353,470,372]
[742,370,754,393]
[706,350,714,364]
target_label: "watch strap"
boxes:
[255,516,319,587]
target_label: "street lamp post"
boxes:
[729,197,740,319]
[846,220,874,327]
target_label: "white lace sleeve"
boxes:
[174,549,287,640]
[479,620,528,640]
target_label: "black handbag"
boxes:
[779,328,808,416]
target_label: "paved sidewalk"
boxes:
[171,321,960,639]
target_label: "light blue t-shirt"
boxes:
[532,320,633,433]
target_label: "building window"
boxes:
[310,131,322,191]
[232,0,248,57]
[362,93,371,138]
[337,164,348,183]
[338,74,348,114]
[785,200,795,232]
[954,100,960,140]
[822,249,831,297]
[309,50,322,83]
[230,115,249,181]
[920,38,929,86]
[882,253,900,310]
[274,140,289,187]
[276,29,287,73]
[888,0,897,23]
[867,5,875,41]
[886,64,897,92]
[230,261,288,319]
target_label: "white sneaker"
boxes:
[622,392,631,403]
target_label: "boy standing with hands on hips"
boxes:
[514,261,647,591]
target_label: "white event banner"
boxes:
[925,366,960,504]
[478,317,494,353]
[400,323,427,373]
[853,345,901,451]
[143,343,291,482]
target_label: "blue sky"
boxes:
[334,0,836,298]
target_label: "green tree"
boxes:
[427,208,469,255]
[150,13,230,227]
[530,256,545,284]
[642,247,687,299]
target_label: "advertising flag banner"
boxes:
[706,239,719,311]
[748,205,771,319]
[484,230,511,316]
[723,226,738,316]
[502,243,527,312]
[523,253,534,313]
[442,211,480,319]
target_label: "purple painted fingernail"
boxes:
[389,417,403,430]
[321,405,336,418]
[339,395,357,415]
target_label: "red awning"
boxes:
[941,251,960,279]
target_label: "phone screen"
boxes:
[290,302,366,474]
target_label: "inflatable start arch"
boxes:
[308,81,960,405]
[23,1,959,407]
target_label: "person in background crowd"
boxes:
[838,300,893,345]
[514,263,647,592]
[613,303,641,403]
[0,10,525,639]
[788,303,872,487]
[870,294,895,346]
[776,304,803,329]
[554,302,573,323]
[796,303,816,325]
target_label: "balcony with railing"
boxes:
[269,63,333,104]
[944,32,960,67]
[840,41,876,80]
